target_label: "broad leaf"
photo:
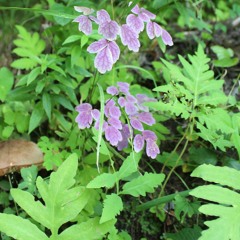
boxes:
[190,164,240,240]
[0,214,48,240]
[58,217,115,240]
[121,172,165,197]
[100,194,123,223]
[87,173,117,189]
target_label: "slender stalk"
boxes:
[159,139,189,197]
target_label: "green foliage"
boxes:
[0,154,115,239]
[190,164,240,240]
[147,45,238,152]
[11,25,45,70]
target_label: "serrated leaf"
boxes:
[0,214,48,240]
[58,217,115,240]
[190,164,240,240]
[11,58,38,70]
[121,173,165,197]
[100,194,123,223]
[87,173,117,189]
[191,164,240,190]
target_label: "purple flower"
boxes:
[73,15,93,35]
[133,134,144,152]
[162,29,173,46]
[120,24,140,52]
[73,6,96,35]
[146,21,162,39]
[129,112,155,131]
[136,94,157,111]
[131,4,156,22]
[107,86,119,96]
[133,130,160,159]
[117,82,130,94]
[74,6,94,15]
[117,124,132,150]
[97,10,119,40]
[75,103,94,129]
[146,139,160,159]
[146,21,173,46]
[105,124,123,146]
[126,14,144,34]
[118,95,138,116]
[87,39,120,73]
[104,99,121,119]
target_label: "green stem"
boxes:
[136,189,191,212]
[159,139,189,197]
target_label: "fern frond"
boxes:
[190,164,240,240]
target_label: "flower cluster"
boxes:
[75,82,160,159]
[73,4,173,73]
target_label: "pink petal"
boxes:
[146,139,160,159]
[126,14,144,33]
[74,6,94,15]
[108,117,122,129]
[97,9,111,23]
[131,4,140,14]
[130,118,144,131]
[126,95,137,103]
[139,8,156,22]
[109,105,121,118]
[162,29,173,46]
[108,41,120,63]
[75,111,92,129]
[118,97,126,107]
[117,82,130,94]
[133,134,144,152]
[125,102,138,115]
[138,112,155,125]
[89,15,99,24]
[94,47,113,74]
[146,21,155,39]
[91,109,100,121]
[75,103,92,112]
[105,125,122,146]
[117,123,131,150]
[107,86,119,95]
[120,24,140,52]
[142,130,157,141]
[87,39,108,53]
[74,15,92,35]
[98,21,119,40]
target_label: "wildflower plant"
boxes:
[75,82,160,159]
[73,3,173,73]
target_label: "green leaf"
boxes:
[87,173,117,189]
[121,173,165,197]
[28,102,45,133]
[100,194,123,223]
[62,35,81,45]
[27,67,41,85]
[58,217,115,240]
[191,164,240,190]
[0,67,14,101]
[42,93,52,120]
[117,152,141,180]
[11,58,38,70]
[0,214,48,240]
[190,164,240,240]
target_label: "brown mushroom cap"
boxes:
[0,140,43,176]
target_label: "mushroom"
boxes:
[0,139,43,176]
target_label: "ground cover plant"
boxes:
[0,0,240,239]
